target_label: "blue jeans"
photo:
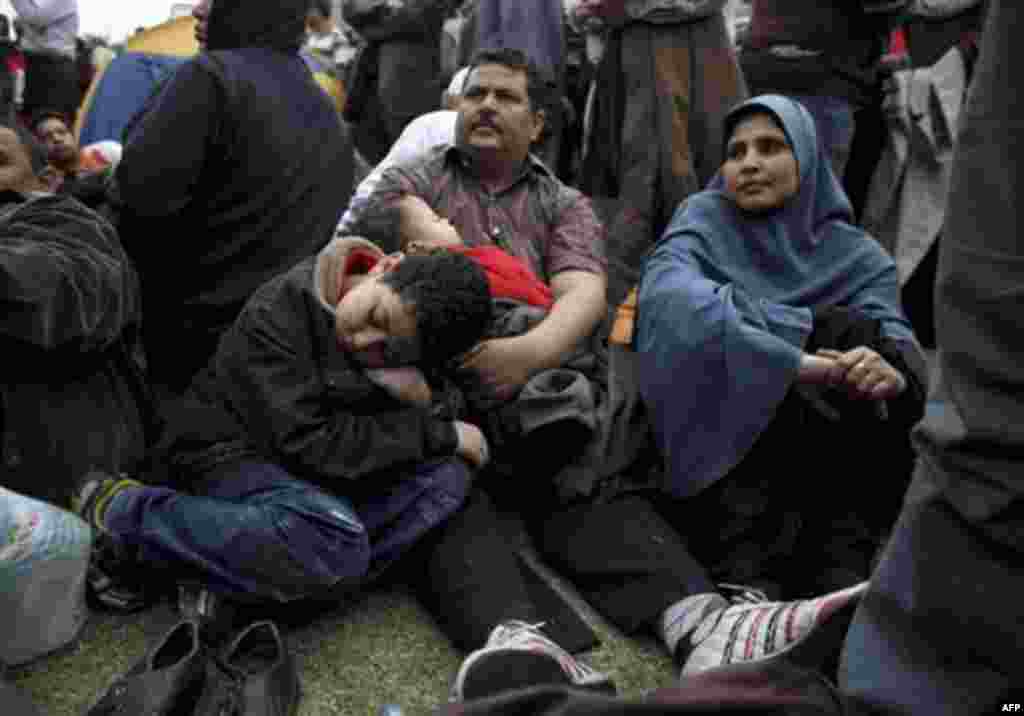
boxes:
[104,458,472,602]
[788,94,856,180]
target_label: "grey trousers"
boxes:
[840,2,1024,713]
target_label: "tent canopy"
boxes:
[75,16,345,145]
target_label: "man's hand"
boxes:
[817,347,907,401]
[454,420,490,469]
[459,334,539,400]
[457,269,605,398]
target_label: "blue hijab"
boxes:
[636,94,916,499]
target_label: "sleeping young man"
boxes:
[75,243,493,606]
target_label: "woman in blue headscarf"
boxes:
[636,94,928,597]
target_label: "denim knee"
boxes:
[260,497,372,601]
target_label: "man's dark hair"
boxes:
[28,109,72,135]
[0,118,50,177]
[380,252,492,365]
[466,47,549,113]
[309,0,332,19]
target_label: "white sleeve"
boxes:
[337,111,457,234]
[10,0,76,26]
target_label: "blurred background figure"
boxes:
[343,0,456,164]
[738,0,897,181]
[475,0,567,169]
[11,0,81,122]
[572,0,748,313]
[304,0,362,90]
[0,1,23,121]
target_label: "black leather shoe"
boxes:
[193,621,300,716]
[87,620,206,715]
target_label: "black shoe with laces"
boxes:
[86,620,207,716]
[193,621,300,716]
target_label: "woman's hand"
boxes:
[817,347,907,401]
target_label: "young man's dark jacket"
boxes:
[114,0,355,394]
[0,193,151,507]
[159,254,460,499]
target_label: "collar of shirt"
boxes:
[443,144,556,196]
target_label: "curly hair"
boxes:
[380,252,493,365]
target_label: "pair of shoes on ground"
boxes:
[448,584,867,702]
[86,619,300,716]
[678,581,869,678]
[452,621,615,702]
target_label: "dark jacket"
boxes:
[0,193,151,507]
[115,0,355,393]
[344,0,457,43]
[161,255,459,497]
[740,0,890,105]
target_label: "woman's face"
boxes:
[722,113,799,214]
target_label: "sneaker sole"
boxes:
[456,649,573,701]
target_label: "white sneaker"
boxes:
[451,621,613,701]
[680,581,869,677]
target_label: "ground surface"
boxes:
[9,538,677,715]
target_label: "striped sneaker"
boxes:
[679,581,868,677]
[451,621,614,702]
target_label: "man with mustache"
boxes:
[350,49,867,702]
[353,47,607,407]
[353,47,609,507]
[350,46,618,695]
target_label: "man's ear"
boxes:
[530,109,546,145]
[532,108,548,145]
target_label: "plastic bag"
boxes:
[0,487,92,666]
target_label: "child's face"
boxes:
[335,261,419,366]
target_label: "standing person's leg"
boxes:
[77,461,371,603]
[377,37,443,147]
[538,78,565,172]
[21,51,80,123]
[841,2,1024,712]
[0,59,14,122]
[600,25,667,312]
